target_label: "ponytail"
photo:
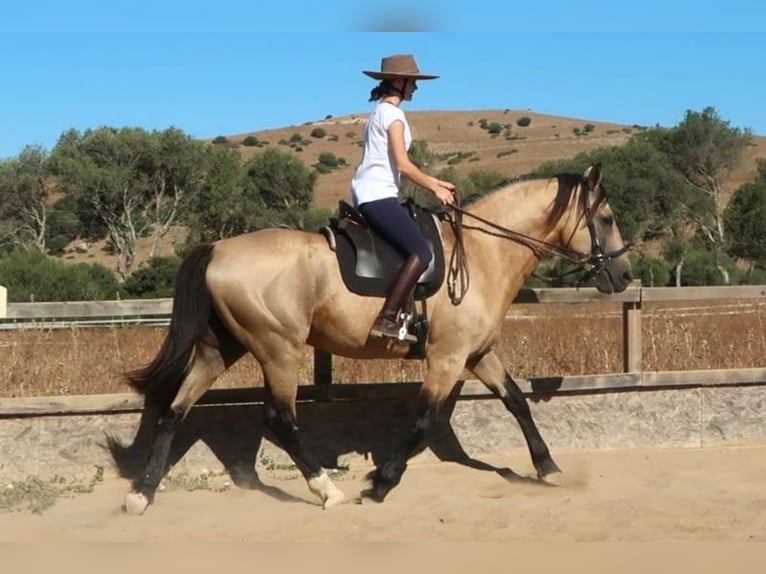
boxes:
[368,80,397,102]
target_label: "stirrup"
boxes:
[370,312,417,344]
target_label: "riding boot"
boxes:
[369,255,424,343]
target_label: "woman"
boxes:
[351,53,456,343]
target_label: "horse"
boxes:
[120,162,633,515]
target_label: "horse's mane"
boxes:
[463,172,606,226]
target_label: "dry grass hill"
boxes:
[68,109,766,273]
[224,109,765,210]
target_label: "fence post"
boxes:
[313,350,333,398]
[622,291,642,374]
[0,285,6,318]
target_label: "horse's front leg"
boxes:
[364,355,465,502]
[467,349,562,485]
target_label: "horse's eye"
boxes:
[601,215,614,226]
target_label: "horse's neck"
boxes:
[457,181,559,301]
[469,180,557,246]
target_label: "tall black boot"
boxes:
[369,255,424,343]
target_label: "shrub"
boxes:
[122,256,182,299]
[47,235,70,256]
[583,123,595,133]
[487,122,503,135]
[0,250,120,302]
[631,254,672,287]
[310,127,327,139]
[212,136,229,145]
[242,135,260,146]
[516,116,532,127]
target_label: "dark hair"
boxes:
[369,80,399,102]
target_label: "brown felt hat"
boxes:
[362,54,439,80]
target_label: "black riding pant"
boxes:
[358,197,432,270]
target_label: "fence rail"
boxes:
[2,285,765,393]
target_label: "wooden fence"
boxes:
[2,284,765,404]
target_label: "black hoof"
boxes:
[360,486,389,503]
[363,462,404,502]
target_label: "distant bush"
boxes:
[242,135,260,146]
[122,256,182,299]
[496,149,518,158]
[583,123,595,133]
[0,250,120,302]
[516,116,532,127]
[310,127,327,139]
[47,235,69,256]
[314,152,347,174]
[212,136,229,145]
[487,122,503,135]
[631,254,672,287]
[289,133,303,144]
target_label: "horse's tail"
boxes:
[125,242,215,413]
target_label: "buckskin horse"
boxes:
[120,163,633,515]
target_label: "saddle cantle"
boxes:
[321,199,446,299]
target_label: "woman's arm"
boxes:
[388,120,455,205]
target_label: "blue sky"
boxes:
[1,4,764,160]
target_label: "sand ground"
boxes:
[2,443,766,542]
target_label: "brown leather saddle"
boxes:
[321,199,446,299]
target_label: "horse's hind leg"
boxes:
[467,349,562,485]
[259,347,345,509]
[124,336,243,515]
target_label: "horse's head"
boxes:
[554,163,634,294]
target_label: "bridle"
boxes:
[441,180,632,305]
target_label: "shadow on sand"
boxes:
[106,384,543,503]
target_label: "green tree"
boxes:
[143,128,206,257]
[185,145,246,241]
[49,127,154,279]
[534,138,694,243]
[724,159,766,268]
[0,145,53,253]
[642,107,752,284]
[242,148,316,215]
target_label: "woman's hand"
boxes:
[431,179,456,205]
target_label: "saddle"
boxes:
[321,199,446,299]
[320,199,446,357]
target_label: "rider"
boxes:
[351,54,456,342]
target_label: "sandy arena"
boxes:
[2,442,765,542]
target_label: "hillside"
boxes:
[224,109,766,210]
[68,109,766,274]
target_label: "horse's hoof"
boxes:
[539,470,564,487]
[124,491,150,515]
[360,485,389,503]
[308,472,346,509]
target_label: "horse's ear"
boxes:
[583,163,603,190]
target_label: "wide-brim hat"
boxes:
[362,54,439,80]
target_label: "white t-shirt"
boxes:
[350,101,412,207]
